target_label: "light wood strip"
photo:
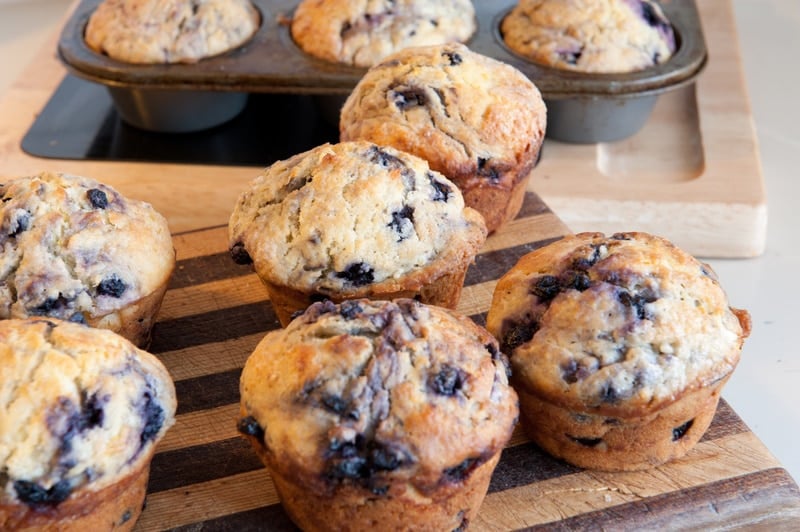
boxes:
[172,226,230,260]
[158,273,267,321]
[158,404,241,454]
[156,333,259,382]
[135,469,279,532]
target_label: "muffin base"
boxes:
[517,375,732,472]
[0,460,151,531]
[263,254,474,327]
[88,279,170,348]
[462,167,532,235]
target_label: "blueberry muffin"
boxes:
[290,0,476,68]
[486,232,751,471]
[0,318,177,531]
[340,43,547,234]
[501,0,676,73]
[238,298,519,531]
[0,172,175,347]
[228,141,487,327]
[85,0,260,64]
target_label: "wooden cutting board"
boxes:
[132,193,799,531]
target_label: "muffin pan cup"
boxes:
[58,0,706,139]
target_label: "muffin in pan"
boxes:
[0,171,175,348]
[0,318,177,531]
[290,0,477,68]
[486,232,750,471]
[85,0,260,64]
[340,42,546,234]
[238,298,519,531]
[501,0,676,73]
[228,140,487,326]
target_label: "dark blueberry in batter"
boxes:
[139,392,165,446]
[672,419,694,441]
[284,175,312,194]
[477,157,500,181]
[559,47,584,65]
[331,456,368,479]
[428,172,452,202]
[237,416,265,440]
[429,365,466,396]
[119,509,133,524]
[618,289,657,320]
[87,188,108,209]
[370,444,404,471]
[531,275,560,301]
[368,145,407,171]
[393,87,427,110]
[370,484,389,496]
[340,21,352,37]
[339,300,363,319]
[321,394,349,416]
[336,262,375,286]
[640,1,664,27]
[229,242,252,265]
[569,435,603,447]
[561,359,590,384]
[442,457,479,483]
[600,383,620,404]
[442,50,463,66]
[559,269,591,292]
[9,211,30,236]
[500,319,538,354]
[68,312,86,324]
[30,295,70,315]
[453,513,469,532]
[97,276,127,298]
[485,342,500,361]
[388,205,414,241]
[14,479,72,507]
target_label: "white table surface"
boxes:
[1,0,797,486]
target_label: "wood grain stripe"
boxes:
[525,468,800,531]
[146,399,747,496]
[138,431,781,532]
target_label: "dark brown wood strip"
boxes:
[168,504,298,532]
[516,192,552,219]
[173,369,241,415]
[149,301,280,354]
[148,437,261,494]
[488,442,581,493]
[169,252,253,290]
[527,467,800,531]
[701,399,746,442]
[464,236,563,286]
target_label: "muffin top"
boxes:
[0,171,174,327]
[85,0,260,64]
[290,0,476,68]
[340,43,546,198]
[239,298,518,493]
[0,318,177,507]
[501,0,676,73]
[486,232,750,417]
[228,141,487,296]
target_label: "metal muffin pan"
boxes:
[58,0,707,139]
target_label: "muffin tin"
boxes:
[58,0,707,139]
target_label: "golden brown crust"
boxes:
[340,43,546,233]
[486,231,749,470]
[239,299,518,528]
[85,0,260,64]
[291,0,476,68]
[0,460,151,531]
